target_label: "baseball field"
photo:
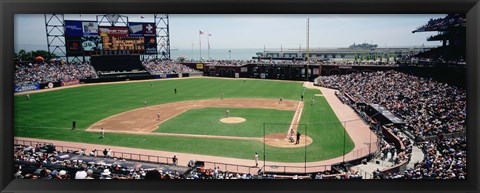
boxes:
[14,77,355,162]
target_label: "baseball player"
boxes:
[72,121,76,130]
[100,128,104,139]
[225,109,230,118]
[174,88,177,94]
[144,100,147,107]
[26,94,30,100]
[296,131,301,144]
[221,92,224,100]
[254,152,259,167]
[279,97,283,104]
[311,97,315,105]
[157,112,160,121]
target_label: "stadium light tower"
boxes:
[44,14,67,62]
[155,14,171,60]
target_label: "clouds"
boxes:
[15,14,446,51]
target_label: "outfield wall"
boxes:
[14,73,197,93]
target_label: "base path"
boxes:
[87,98,298,133]
[16,82,377,174]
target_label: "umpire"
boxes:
[296,131,301,144]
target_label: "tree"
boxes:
[373,53,377,61]
[360,54,364,61]
[379,54,383,62]
[386,53,390,62]
[354,53,358,62]
[14,50,58,63]
[366,53,370,61]
[394,54,397,62]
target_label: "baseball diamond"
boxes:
[13,78,372,168]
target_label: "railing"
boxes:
[14,139,84,153]
[263,165,332,174]
[201,161,259,174]
[94,150,173,165]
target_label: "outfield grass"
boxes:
[14,78,355,162]
[156,107,294,137]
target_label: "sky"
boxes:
[15,14,446,51]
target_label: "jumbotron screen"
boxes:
[64,21,157,56]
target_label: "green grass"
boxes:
[156,107,294,137]
[14,78,355,162]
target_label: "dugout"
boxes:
[365,104,405,126]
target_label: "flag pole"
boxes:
[207,30,210,60]
[199,30,202,61]
[191,42,194,60]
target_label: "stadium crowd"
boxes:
[414,14,465,32]
[13,143,187,180]
[373,136,466,179]
[143,60,200,74]
[13,142,257,180]
[316,70,466,179]
[319,60,397,66]
[192,59,398,67]
[317,70,466,137]
[14,62,96,86]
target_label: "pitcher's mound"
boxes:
[220,117,246,124]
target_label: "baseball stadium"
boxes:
[13,14,466,180]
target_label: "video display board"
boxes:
[64,21,157,56]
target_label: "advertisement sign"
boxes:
[81,36,102,53]
[99,27,129,37]
[196,63,204,69]
[313,68,320,75]
[61,80,80,87]
[144,36,157,54]
[66,37,82,56]
[241,67,248,72]
[65,21,83,36]
[82,21,99,36]
[235,73,240,78]
[103,36,144,51]
[260,73,266,79]
[14,84,40,93]
[128,22,144,36]
[143,23,156,36]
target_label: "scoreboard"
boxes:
[65,21,157,56]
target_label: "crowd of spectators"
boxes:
[316,70,466,179]
[195,59,397,67]
[412,47,466,66]
[414,14,466,32]
[13,143,187,180]
[317,70,466,138]
[185,166,254,179]
[373,136,466,179]
[143,60,200,75]
[13,142,260,180]
[320,60,397,66]
[14,62,96,86]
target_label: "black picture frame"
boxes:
[1,0,479,193]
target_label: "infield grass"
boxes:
[156,107,295,137]
[14,78,355,162]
